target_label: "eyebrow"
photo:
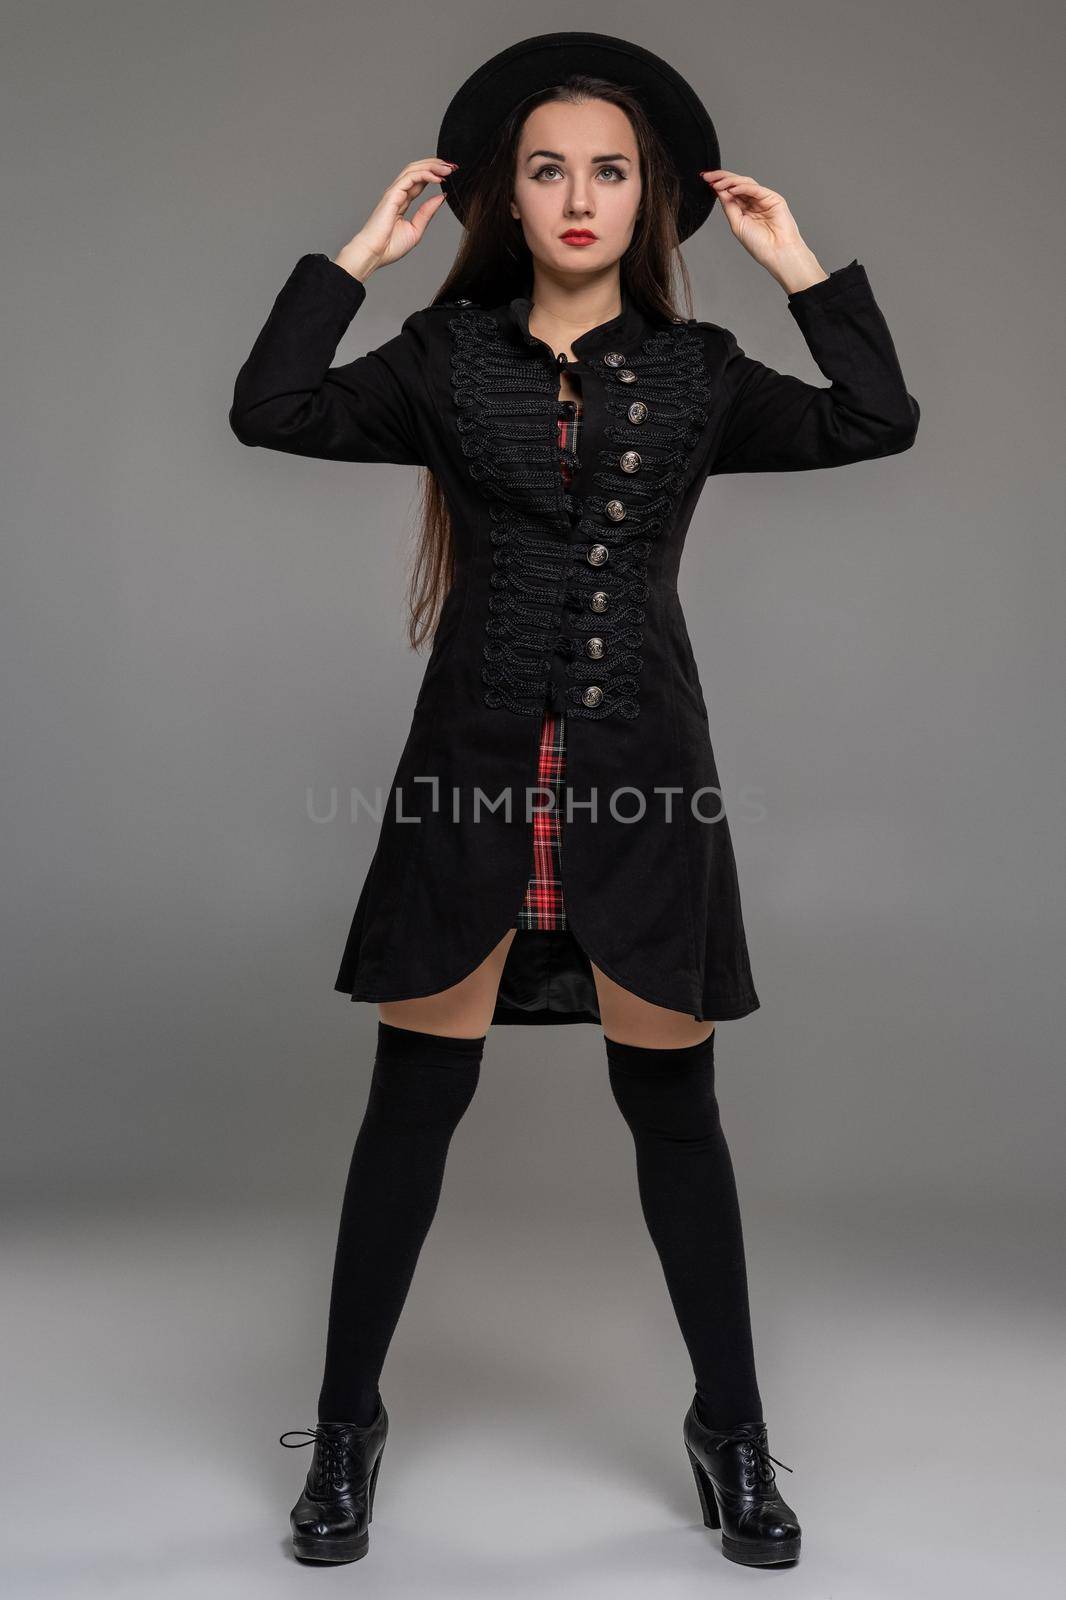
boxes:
[524,149,633,163]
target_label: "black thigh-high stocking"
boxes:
[316,1019,485,1426]
[604,1030,764,1430]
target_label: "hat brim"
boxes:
[436,31,720,244]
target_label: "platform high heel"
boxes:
[682,1398,801,1566]
[280,1396,388,1564]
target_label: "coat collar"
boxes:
[501,284,661,359]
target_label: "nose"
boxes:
[566,178,594,217]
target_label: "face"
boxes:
[510,98,642,274]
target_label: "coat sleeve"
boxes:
[705,259,920,475]
[228,252,427,465]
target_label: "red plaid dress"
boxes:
[513,398,582,931]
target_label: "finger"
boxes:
[394,167,445,189]
[705,170,758,186]
[401,157,458,175]
[391,165,454,200]
[714,187,746,224]
[703,170,760,192]
[382,168,444,214]
[701,172,747,198]
[715,180,776,207]
[409,193,448,239]
[718,179,771,196]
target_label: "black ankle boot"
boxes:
[279,1397,389,1563]
[683,1399,801,1566]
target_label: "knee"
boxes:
[367,1020,485,1133]
[604,1032,721,1144]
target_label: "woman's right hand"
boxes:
[333,157,457,281]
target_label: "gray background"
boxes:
[4,0,1063,1594]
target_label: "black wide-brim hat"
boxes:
[437,31,720,244]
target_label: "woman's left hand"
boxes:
[700,169,827,293]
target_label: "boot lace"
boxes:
[279,1427,356,1492]
[711,1423,793,1491]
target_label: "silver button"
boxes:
[605,500,626,521]
[627,401,648,424]
[587,543,609,566]
[582,685,604,708]
[619,450,641,472]
[590,591,608,612]
[586,637,604,659]
[616,369,637,384]
[603,351,626,367]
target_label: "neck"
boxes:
[527,267,624,356]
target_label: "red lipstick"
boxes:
[560,229,597,246]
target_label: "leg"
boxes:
[596,977,762,1429]
[590,958,715,1049]
[316,932,516,1424]
[379,927,517,1037]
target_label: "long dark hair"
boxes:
[405,75,698,652]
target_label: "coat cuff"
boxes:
[298,251,369,315]
[786,258,868,313]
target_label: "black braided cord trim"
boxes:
[447,308,713,720]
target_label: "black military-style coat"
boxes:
[229,252,919,1026]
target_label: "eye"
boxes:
[530,164,627,182]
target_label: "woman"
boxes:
[232,32,919,1570]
